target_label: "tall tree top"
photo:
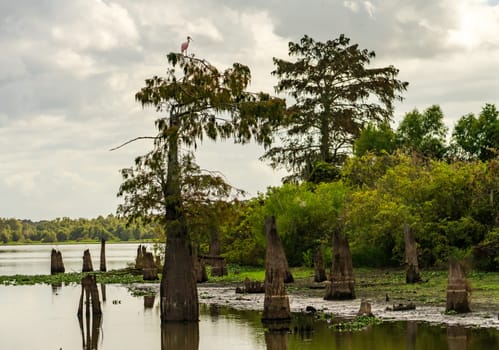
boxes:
[134,53,285,149]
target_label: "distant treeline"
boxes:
[0,215,156,243]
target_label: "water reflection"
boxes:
[79,312,102,350]
[144,295,155,308]
[265,330,288,350]
[161,322,199,350]
[208,303,220,320]
[448,326,468,350]
[51,282,62,295]
[77,276,103,350]
[406,321,417,350]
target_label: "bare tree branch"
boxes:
[109,136,158,151]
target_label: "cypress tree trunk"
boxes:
[100,239,107,272]
[160,112,198,322]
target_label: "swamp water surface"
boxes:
[1,284,499,349]
[1,244,499,349]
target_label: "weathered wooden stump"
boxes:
[357,299,373,317]
[388,302,416,311]
[262,216,291,329]
[313,247,327,283]
[194,256,208,283]
[143,252,159,280]
[82,249,94,272]
[100,239,107,272]
[236,277,265,294]
[324,227,355,300]
[446,260,471,313]
[404,224,421,284]
[210,258,227,277]
[50,249,65,274]
[135,244,145,270]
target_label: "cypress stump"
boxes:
[446,260,471,313]
[194,255,208,283]
[50,249,65,274]
[262,216,291,329]
[324,227,355,300]
[313,247,327,282]
[143,251,159,280]
[100,239,107,272]
[82,249,94,272]
[135,244,145,270]
[404,223,421,283]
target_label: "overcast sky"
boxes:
[1,0,498,221]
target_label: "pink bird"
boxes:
[181,36,192,55]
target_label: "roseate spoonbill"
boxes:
[181,36,192,55]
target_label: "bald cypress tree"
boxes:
[262,34,408,181]
[117,54,284,322]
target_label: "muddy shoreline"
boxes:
[131,282,499,329]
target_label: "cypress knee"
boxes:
[262,216,291,327]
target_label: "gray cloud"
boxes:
[1,0,498,220]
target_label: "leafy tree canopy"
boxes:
[261,34,408,182]
[451,103,499,161]
[396,105,448,159]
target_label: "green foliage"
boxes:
[308,161,341,184]
[345,154,497,268]
[221,198,267,266]
[472,228,499,271]
[450,103,499,161]
[354,122,397,157]
[0,215,155,244]
[396,105,448,159]
[262,34,408,182]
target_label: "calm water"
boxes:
[0,243,153,275]
[0,284,498,350]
